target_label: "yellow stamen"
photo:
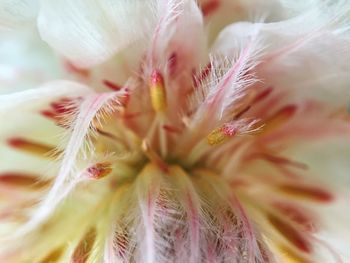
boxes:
[207,125,236,146]
[149,70,167,112]
[207,127,226,145]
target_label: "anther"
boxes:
[149,70,167,112]
[87,162,112,179]
[207,124,236,146]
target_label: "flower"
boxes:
[1,0,350,262]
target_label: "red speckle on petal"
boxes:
[163,124,181,133]
[40,98,79,128]
[201,0,220,17]
[168,52,178,77]
[262,104,297,133]
[257,153,308,170]
[103,79,122,91]
[273,202,316,232]
[72,228,96,263]
[7,138,57,157]
[40,110,57,120]
[0,172,49,189]
[51,100,72,114]
[120,112,142,120]
[280,184,334,203]
[275,105,297,119]
[7,138,27,148]
[234,105,251,119]
[230,179,250,188]
[268,213,312,253]
[63,60,90,78]
[120,88,130,107]
[253,87,273,104]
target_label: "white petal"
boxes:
[38,0,157,68]
[0,0,39,29]
[287,139,350,190]
[0,113,60,176]
[200,0,344,44]
[0,28,62,94]
[199,0,289,44]
[169,0,206,71]
[0,80,93,111]
[212,5,350,104]
[0,81,93,176]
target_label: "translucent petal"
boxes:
[212,6,350,104]
[0,0,39,29]
[0,29,62,94]
[38,0,157,68]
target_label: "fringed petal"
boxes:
[134,164,162,263]
[10,91,123,238]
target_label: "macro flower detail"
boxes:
[1,0,350,262]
